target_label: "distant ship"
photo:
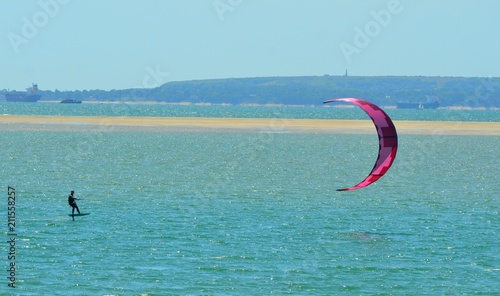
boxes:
[397,96,439,109]
[60,98,82,104]
[5,84,41,102]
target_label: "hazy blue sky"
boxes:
[2,0,499,91]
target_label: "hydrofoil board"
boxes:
[68,213,90,217]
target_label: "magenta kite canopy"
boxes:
[323,98,398,191]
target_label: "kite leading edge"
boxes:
[323,98,398,191]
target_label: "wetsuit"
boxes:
[68,194,81,214]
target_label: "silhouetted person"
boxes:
[68,190,81,214]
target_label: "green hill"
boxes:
[29,75,500,108]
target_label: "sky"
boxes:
[1,0,499,91]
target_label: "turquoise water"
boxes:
[1,102,499,121]
[1,105,499,295]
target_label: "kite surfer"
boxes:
[68,190,81,215]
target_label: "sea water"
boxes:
[1,102,499,122]
[0,104,499,295]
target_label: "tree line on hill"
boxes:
[5,76,500,108]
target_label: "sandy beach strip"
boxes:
[0,115,499,136]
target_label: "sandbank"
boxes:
[0,115,498,136]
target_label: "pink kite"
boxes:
[323,98,398,191]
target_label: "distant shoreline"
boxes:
[10,75,500,108]
[0,115,499,136]
[37,100,500,110]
